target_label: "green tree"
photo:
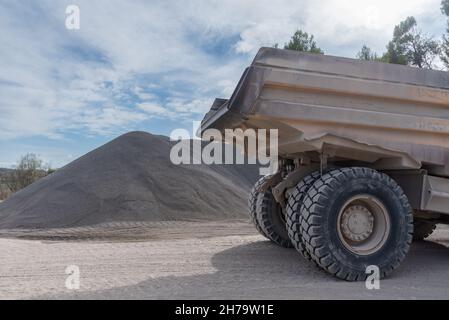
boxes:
[283,30,323,54]
[356,45,380,61]
[382,41,408,65]
[382,17,440,69]
[442,0,449,15]
[441,0,449,68]
[4,154,51,193]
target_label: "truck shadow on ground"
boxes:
[41,239,449,299]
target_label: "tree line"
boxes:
[278,0,449,70]
[0,154,54,200]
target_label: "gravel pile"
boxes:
[0,131,259,229]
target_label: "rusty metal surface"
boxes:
[200,47,449,176]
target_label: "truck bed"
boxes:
[200,47,449,177]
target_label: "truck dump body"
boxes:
[201,47,449,177]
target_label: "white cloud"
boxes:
[137,98,213,122]
[167,98,211,114]
[137,102,174,118]
[133,87,158,101]
[0,0,447,144]
[71,106,149,135]
[227,0,445,56]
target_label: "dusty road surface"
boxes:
[1,220,449,299]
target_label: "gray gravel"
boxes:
[1,221,449,300]
[0,132,259,229]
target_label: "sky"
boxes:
[0,0,447,168]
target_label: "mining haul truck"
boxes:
[199,47,449,281]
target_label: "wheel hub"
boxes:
[340,205,374,242]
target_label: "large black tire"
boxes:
[413,219,437,241]
[300,167,413,281]
[256,186,293,248]
[286,171,321,260]
[248,176,271,239]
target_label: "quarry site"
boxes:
[1,131,449,300]
[3,2,449,302]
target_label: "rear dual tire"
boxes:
[248,176,271,240]
[248,176,292,248]
[288,167,413,281]
[250,167,414,280]
[286,171,321,260]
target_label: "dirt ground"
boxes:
[1,220,449,300]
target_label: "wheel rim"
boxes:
[337,195,391,256]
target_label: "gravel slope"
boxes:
[0,132,259,229]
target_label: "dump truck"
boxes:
[199,47,449,281]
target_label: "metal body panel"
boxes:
[423,175,449,213]
[388,171,449,215]
[200,47,449,177]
